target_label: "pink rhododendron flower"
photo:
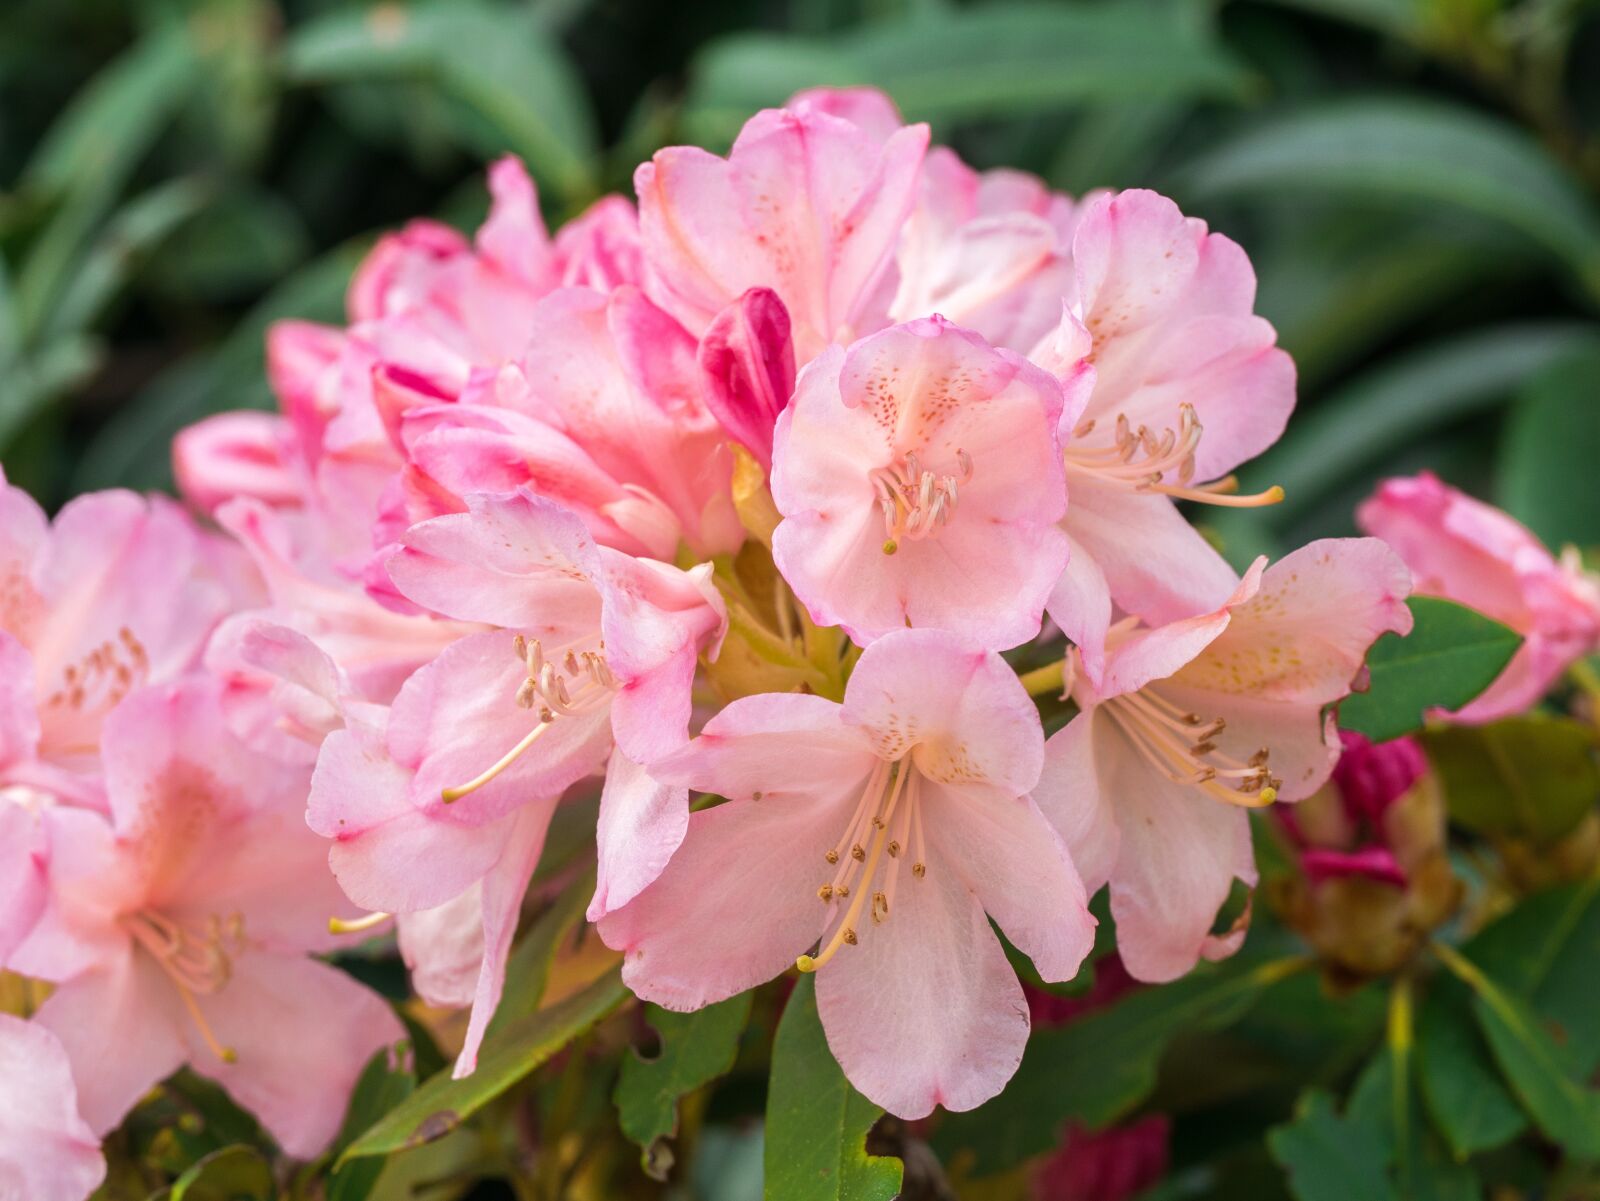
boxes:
[635,94,928,363]
[1358,472,1600,722]
[391,285,743,561]
[1036,539,1411,982]
[0,475,238,800]
[770,316,1069,648]
[599,628,1095,1118]
[5,679,401,1157]
[0,1015,105,1201]
[1043,190,1296,681]
[307,490,725,1073]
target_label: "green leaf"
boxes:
[1423,716,1599,845]
[1338,598,1523,742]
[1499,346,1600,550]
[168,1146,275,1201]
[340,968,627,1160]
[284,1,597,205]
[615,993,753,1172]
[1269,1090,1395,1201]
[1181,98,1600,299]
[1415,982,1529,1158]
[1246,0,1427,41]
[685,3,1249,142]
[934,952,1303,1176]
[326,1043,416,1201]
[1448,956,1600,1158]
[764,974,901,1201]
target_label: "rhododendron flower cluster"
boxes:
[8,85,1488,1195]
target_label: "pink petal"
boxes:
[389,491,605,630]
[186,951,403,1159]
[1044,533,1112,686]
[599,789,852,1011]
[0,632,40,772]
[397,889,484,1009]
[1058,471,1241,632]
[922,783,1094,983]
[173,411,300,516]
[646,692,878,805]
[1035,715,1121,895]
[842,629,1044,797]
[696,287,797,467]
[34,946,187,1136]
[556,196,644,291]
[476,157,558,291]
[454,801,555,1077]
[1093,716,1257,983]
[588,746,688,923]
[0,795,48,964]
[815,848,1028,1118]
[0,1015,105,1201]
[1095,559,1266,702]
[309,728,512,912]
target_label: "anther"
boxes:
[824,850,839,865]
[911,862,926,879]
[817,884,834,902]
[887,840,901,858]
[851,844,865,862]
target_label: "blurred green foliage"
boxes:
[6,3,1600,1200]
[3,0,1599,564]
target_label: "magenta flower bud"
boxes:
[1300,845,1407,887]
[696,286,796,469]
[1330,729,1428,824]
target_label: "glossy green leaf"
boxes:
[1499,346,1600,550]
[340,968,627,1160]
[1269,1089,1394,1201]
[284,1,597,204]
[326,1043,415,1201]
[168,1145,275,1201]
[765,975,901,1201]
[685,3,1249,141]
[1446,954,1600,1158]
[616,993,752,1171]
[1248,0,1427,40]
[1181,98,1600,298]
[1415,982,1529,1158]
[934,952,1302,1175]
[1423,716,1599,845]
[1338,598,1523,742]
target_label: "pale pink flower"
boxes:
[307,490,726,1075]
[0,475,236,799]
[1036,539,1411,982]
[0,1015,105,1201]
[1358,472,1600,722]
[5,679,401,1157]
[635,95,928,364]
[770,316,1069,649]
[599,628,1095,1119]
[1042,190,1296,681]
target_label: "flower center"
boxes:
[124,908,245,1063]
[870,449,974,555]
[440,633,617,803]
[796,757,928,973]
[42,626,150,742]
[1104,687,1281,807]
[1064,404,1283,509]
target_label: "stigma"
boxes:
[796,757,929,973]
[871,449,974,554]
[1065,405,1283,509]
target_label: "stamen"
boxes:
[1063,405,1285,509]
[869,448,974,548]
